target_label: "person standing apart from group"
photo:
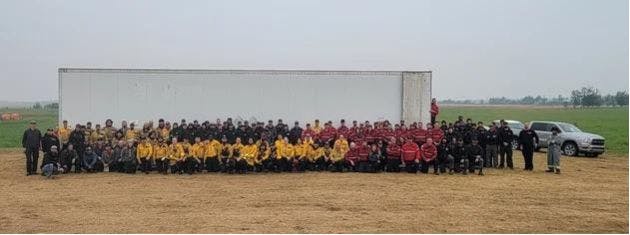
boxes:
[22,120,42,176]
[518,123,539,171]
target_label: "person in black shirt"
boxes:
[485,126,500,168]
[518,123,539,171]
[41,128,59,155]
[288,121,303,144]
[466,138,485,175]
[22,120,42,176]
[41,145,61,178]
[497,120,514,169]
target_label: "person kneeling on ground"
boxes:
[83,146,101,173]
[420,137,439,174]
[344,142,359,172]
[41,145,62,178]
[401,138,420,173]
[120,141,137,174]
[59,143,78,173]
[367,143,382,173]
[465,138,484,176]
[436,138,453,174]
[385,137,402,172]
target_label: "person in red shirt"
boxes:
[301,123,317,141]
[401,138,421,173]
[419,137,439,174]
[412,122,427,146]
[428,123,444,144]
[319,122,337,146]
[430,98,439,124]
[337,119,349,139]
[385,137,402,172]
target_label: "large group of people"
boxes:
[23,111,556,179]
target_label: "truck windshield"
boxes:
[558,123,582,133]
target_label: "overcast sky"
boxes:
[0,0,627,101]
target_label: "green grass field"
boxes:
[0,106,627,154]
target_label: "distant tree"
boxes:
[603,94,616,107]
[571,89,582,108]
[44,102,59,109]
[615,91,629,106]
[32,102,42,109]
[580,87,602,107]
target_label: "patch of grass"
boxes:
[0,108,57,148]
[438,106,628,154]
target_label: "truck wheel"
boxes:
[511,139,519,150]
[562,142,578,156]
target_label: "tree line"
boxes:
[440,87,628,107]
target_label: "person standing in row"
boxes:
[519,123,539,171]
[22,120,42,176]
[497,120,514,169]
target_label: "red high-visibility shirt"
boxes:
[386,144,402,160]
[421,143,437,161]
[401,142,420,162]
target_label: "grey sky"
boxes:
[0,0,627,101]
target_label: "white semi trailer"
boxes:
[59,68,432,126]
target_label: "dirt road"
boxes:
[0,149,627,233]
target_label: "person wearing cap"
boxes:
[484,125,500,168]
[190,137,205,172]
[82,146,100,173]
[22,120,42,176]
[120,141,137,174]
[465,138,484,175]
[41,145,61,178]
[518,123,539,171]
[58,120,72,150]
[42,128,59,155]
[546,127,562,174]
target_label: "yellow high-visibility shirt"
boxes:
[125,129,138,141]
[58,126,71,143]
[90,130,105,143]
[284,144,295,158]
[331,146,345,162]
[153,144,169,159]
[241,144,259,166]
[159,128,170,139]
[308,146,324,162]
[204,142,218,158]
[313,124,322,134]
[136,143,154,162]
[169,143,185,163]
[191,143,204,158]
[333,139,349,156]
[294,144,306,159]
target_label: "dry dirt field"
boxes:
[0,149,627,233]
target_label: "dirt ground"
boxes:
[0,149,627,234]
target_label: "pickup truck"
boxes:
[528,121,605,157]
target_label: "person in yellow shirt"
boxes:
[58,120,72,150]
[182,146,198,175]
[219,136,232,173]
[333,135,350,156]
[153,138,170,174]
[255,141,271,172]
[293,139,308,172]
[309,142,327,171]
[103,119,116,143]
[204,137,222,172]
[125,123,139,142]
[232,137,244,155]
[191,137,205,173]
[169,137,185,174]
[330,142,347,172]
[136,138,154,174]
[241,138,258,171]
[90,124,105,144]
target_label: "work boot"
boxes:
[478,171,484,176]
[545,168,554,173]
[555,169,561,174]
[433,171,439,175]
[462,171,468,175]
[449,170,454,175]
